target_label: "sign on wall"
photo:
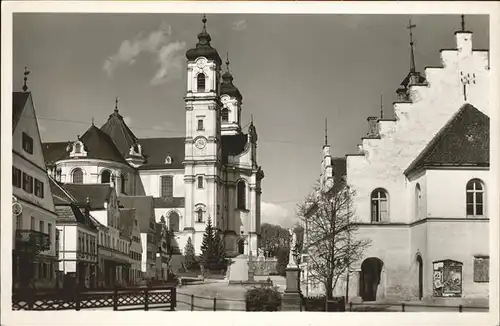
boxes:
[473,256,489,283]
[433,260,463,297]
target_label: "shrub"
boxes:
[245,287,282,311]
[301,295,346,312]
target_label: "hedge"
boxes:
[245,287,282,311]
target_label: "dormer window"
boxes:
[165,156,172,164]
[69,140,87,158]
[129,143,142,157]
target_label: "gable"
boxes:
[12,92,48,169]
[405,103,489,175]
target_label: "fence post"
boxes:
[459,305,463,313]
[113,286,118,311]
[191,295,194,311]
[144,286,150,311]
[349,302,353,312]
[401,303,405,312]
[170,287,176,311]
[213,297,217,311]
[75,285,81,311]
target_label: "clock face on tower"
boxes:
[195,137,207,150]
[197,58,207,69]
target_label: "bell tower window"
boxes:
[221,108,229,122]
[197,73,206,92]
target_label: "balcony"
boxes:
[15,229,50,254]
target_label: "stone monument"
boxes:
[282,228,302,311]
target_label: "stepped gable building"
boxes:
[303,19,490,306]
[42,15,264,257]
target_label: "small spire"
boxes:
[202,14,207,33]
[226,52,230,72]
[324,118,328,146]
[380,93,384,119]
[91,117,95,126]
[22,66,30,92]
[407,19,417,73]
[250,114,254,125]
[114,97,119,113]
[461,15,465,31]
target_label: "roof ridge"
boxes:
[49,175,79,203]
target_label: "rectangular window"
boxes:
[12,167,22,188]
[22,172,33,193]
[197,119,204,131]
[34,179,44,198]
[22,132,34,155]
[161,176,173,197]
[16,213,23,229]
[473,256,489,283]
[47,223,52,241]
[197,176,204,189]
[39,221,44,234]
[31,216,35,230]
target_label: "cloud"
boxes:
[123,116,133,126]
[231,19,247,31]
[261,202,297,228]
[103,22,185,85]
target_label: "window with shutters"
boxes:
[34,179,44,198]
[12,167,22,188]
[23,172,33,193]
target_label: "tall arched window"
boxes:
[221,108,229,122]
[197,73,206,92]
[237,181,246,210]
[371,188,388,222]
[121,173,126,193]
[101,170,111,184]
[415,183,422,220]
[72,168,83,184]
[169,212,180,232]
[466,179,485,216]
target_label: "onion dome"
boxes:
[220,53,242,101]
[186,15,222,65]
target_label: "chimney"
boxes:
[367,116,379,138]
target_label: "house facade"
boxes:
[12,90,59,290]
[303,25,490,306]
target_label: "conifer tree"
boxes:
[184,236,197,270]
[200,216,216,268]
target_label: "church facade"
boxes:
[303,24,490,306]
[42,16,264,258]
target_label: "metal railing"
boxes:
[15,229,50,253]
[177,292,247,311]
[12,286,177,311]
[348,301,489,312]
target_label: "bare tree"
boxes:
[297,179,370,299]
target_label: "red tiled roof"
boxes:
[405,103,489,175]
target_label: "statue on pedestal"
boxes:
[287,228,298,268]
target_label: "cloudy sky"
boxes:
[13,13,489,227]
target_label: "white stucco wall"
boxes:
[139,169,185,198]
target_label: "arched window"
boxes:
[196,208,204,223]
[466,179,485,216]
[169,212,180,232]
[221,108,229,122]
[197,73,206,92]
[101,170,111,184]
[415,183,422,220]
[121,174,126,194]
[74,143,81,153]
[371,188,388,222]
[72,168,83,184]
[237,181,246,210]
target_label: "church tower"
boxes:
[184,15,223,252]
[220,54,243,136]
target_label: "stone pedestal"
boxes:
[282,267,302,311]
